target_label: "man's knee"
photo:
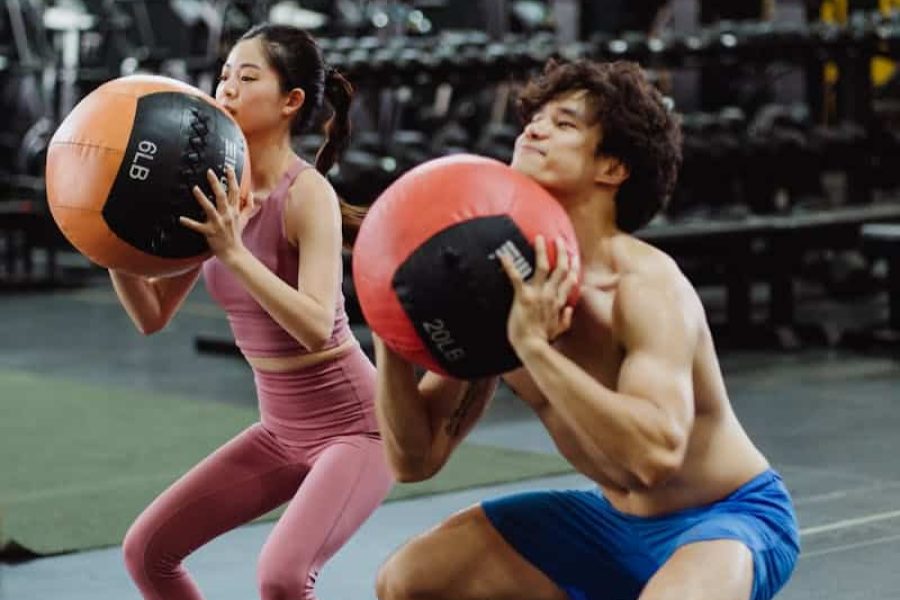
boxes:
[375,507,502,600]
[376,544,443,600]
[375,559,400,600]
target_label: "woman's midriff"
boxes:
[243,337,359,372]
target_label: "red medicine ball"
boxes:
[45,75,251,277]
[352,154,580,379]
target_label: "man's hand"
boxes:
[499,235,579,350]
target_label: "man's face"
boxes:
[511,90,603,195]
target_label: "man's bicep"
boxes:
[615,283,696,422]
[616,348,693,423]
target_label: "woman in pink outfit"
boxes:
[109,23,394,600]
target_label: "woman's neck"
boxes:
[245,129,296,193]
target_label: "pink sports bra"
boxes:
[202,157,350,357]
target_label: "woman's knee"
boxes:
[122,517,168,583]
[258,575,312,600]
[121,523,145,579]
[122,509,192,584]
[258,554,315,600]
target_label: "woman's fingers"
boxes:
[225,165,240,209]
[190,185,218,219]
[206,168,228,211]
[178,215,212,235]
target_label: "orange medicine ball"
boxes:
[352,154,580,379]
[45,75,251,277]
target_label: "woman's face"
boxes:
[215,38,293,136]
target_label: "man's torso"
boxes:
[503,234,769,516]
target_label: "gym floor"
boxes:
[1,261,900,600]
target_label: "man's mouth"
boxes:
[520,144,546,156]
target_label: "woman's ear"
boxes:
[283,88,305,118]
[594,155,630,186]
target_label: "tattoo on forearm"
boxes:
[444,381,487,437]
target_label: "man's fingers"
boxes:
[499,252,524,292]
[546,237,570,290]
[555,237,570,272]
[533,235,550,283]
[559,306,574,333]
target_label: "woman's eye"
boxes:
[240,76,256,82]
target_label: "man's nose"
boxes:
[524,119,548,138]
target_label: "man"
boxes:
[373,59,799,600]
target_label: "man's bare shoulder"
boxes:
[610,235,704,333]
[612,234,690,290]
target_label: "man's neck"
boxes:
[558,186,620,270]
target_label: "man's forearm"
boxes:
[374,341,436,476]
[514,338,673,487]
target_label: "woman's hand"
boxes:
[179,165,247,265]
[499,235,579,349]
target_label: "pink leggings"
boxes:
[122,424,393,600]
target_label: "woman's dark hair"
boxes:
[240,23,366,246]
[517,59,683,232]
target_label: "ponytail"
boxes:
[316,67,366,249]
[315,67,352,175]
[243,26,367,247]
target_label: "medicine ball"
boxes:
[353,154,580,379]
[45,75,251,277]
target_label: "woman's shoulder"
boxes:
[281,161,341,236]
[286,159,334,198]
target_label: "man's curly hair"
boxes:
[517,60,683,232]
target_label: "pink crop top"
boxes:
[202,157,350,358]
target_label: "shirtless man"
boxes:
[372,59,800,600]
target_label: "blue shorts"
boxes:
[482,469,800,600]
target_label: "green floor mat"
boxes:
[0,369,571,557]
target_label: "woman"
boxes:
[112,23,394,600]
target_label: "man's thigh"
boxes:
[640,539,754,600]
